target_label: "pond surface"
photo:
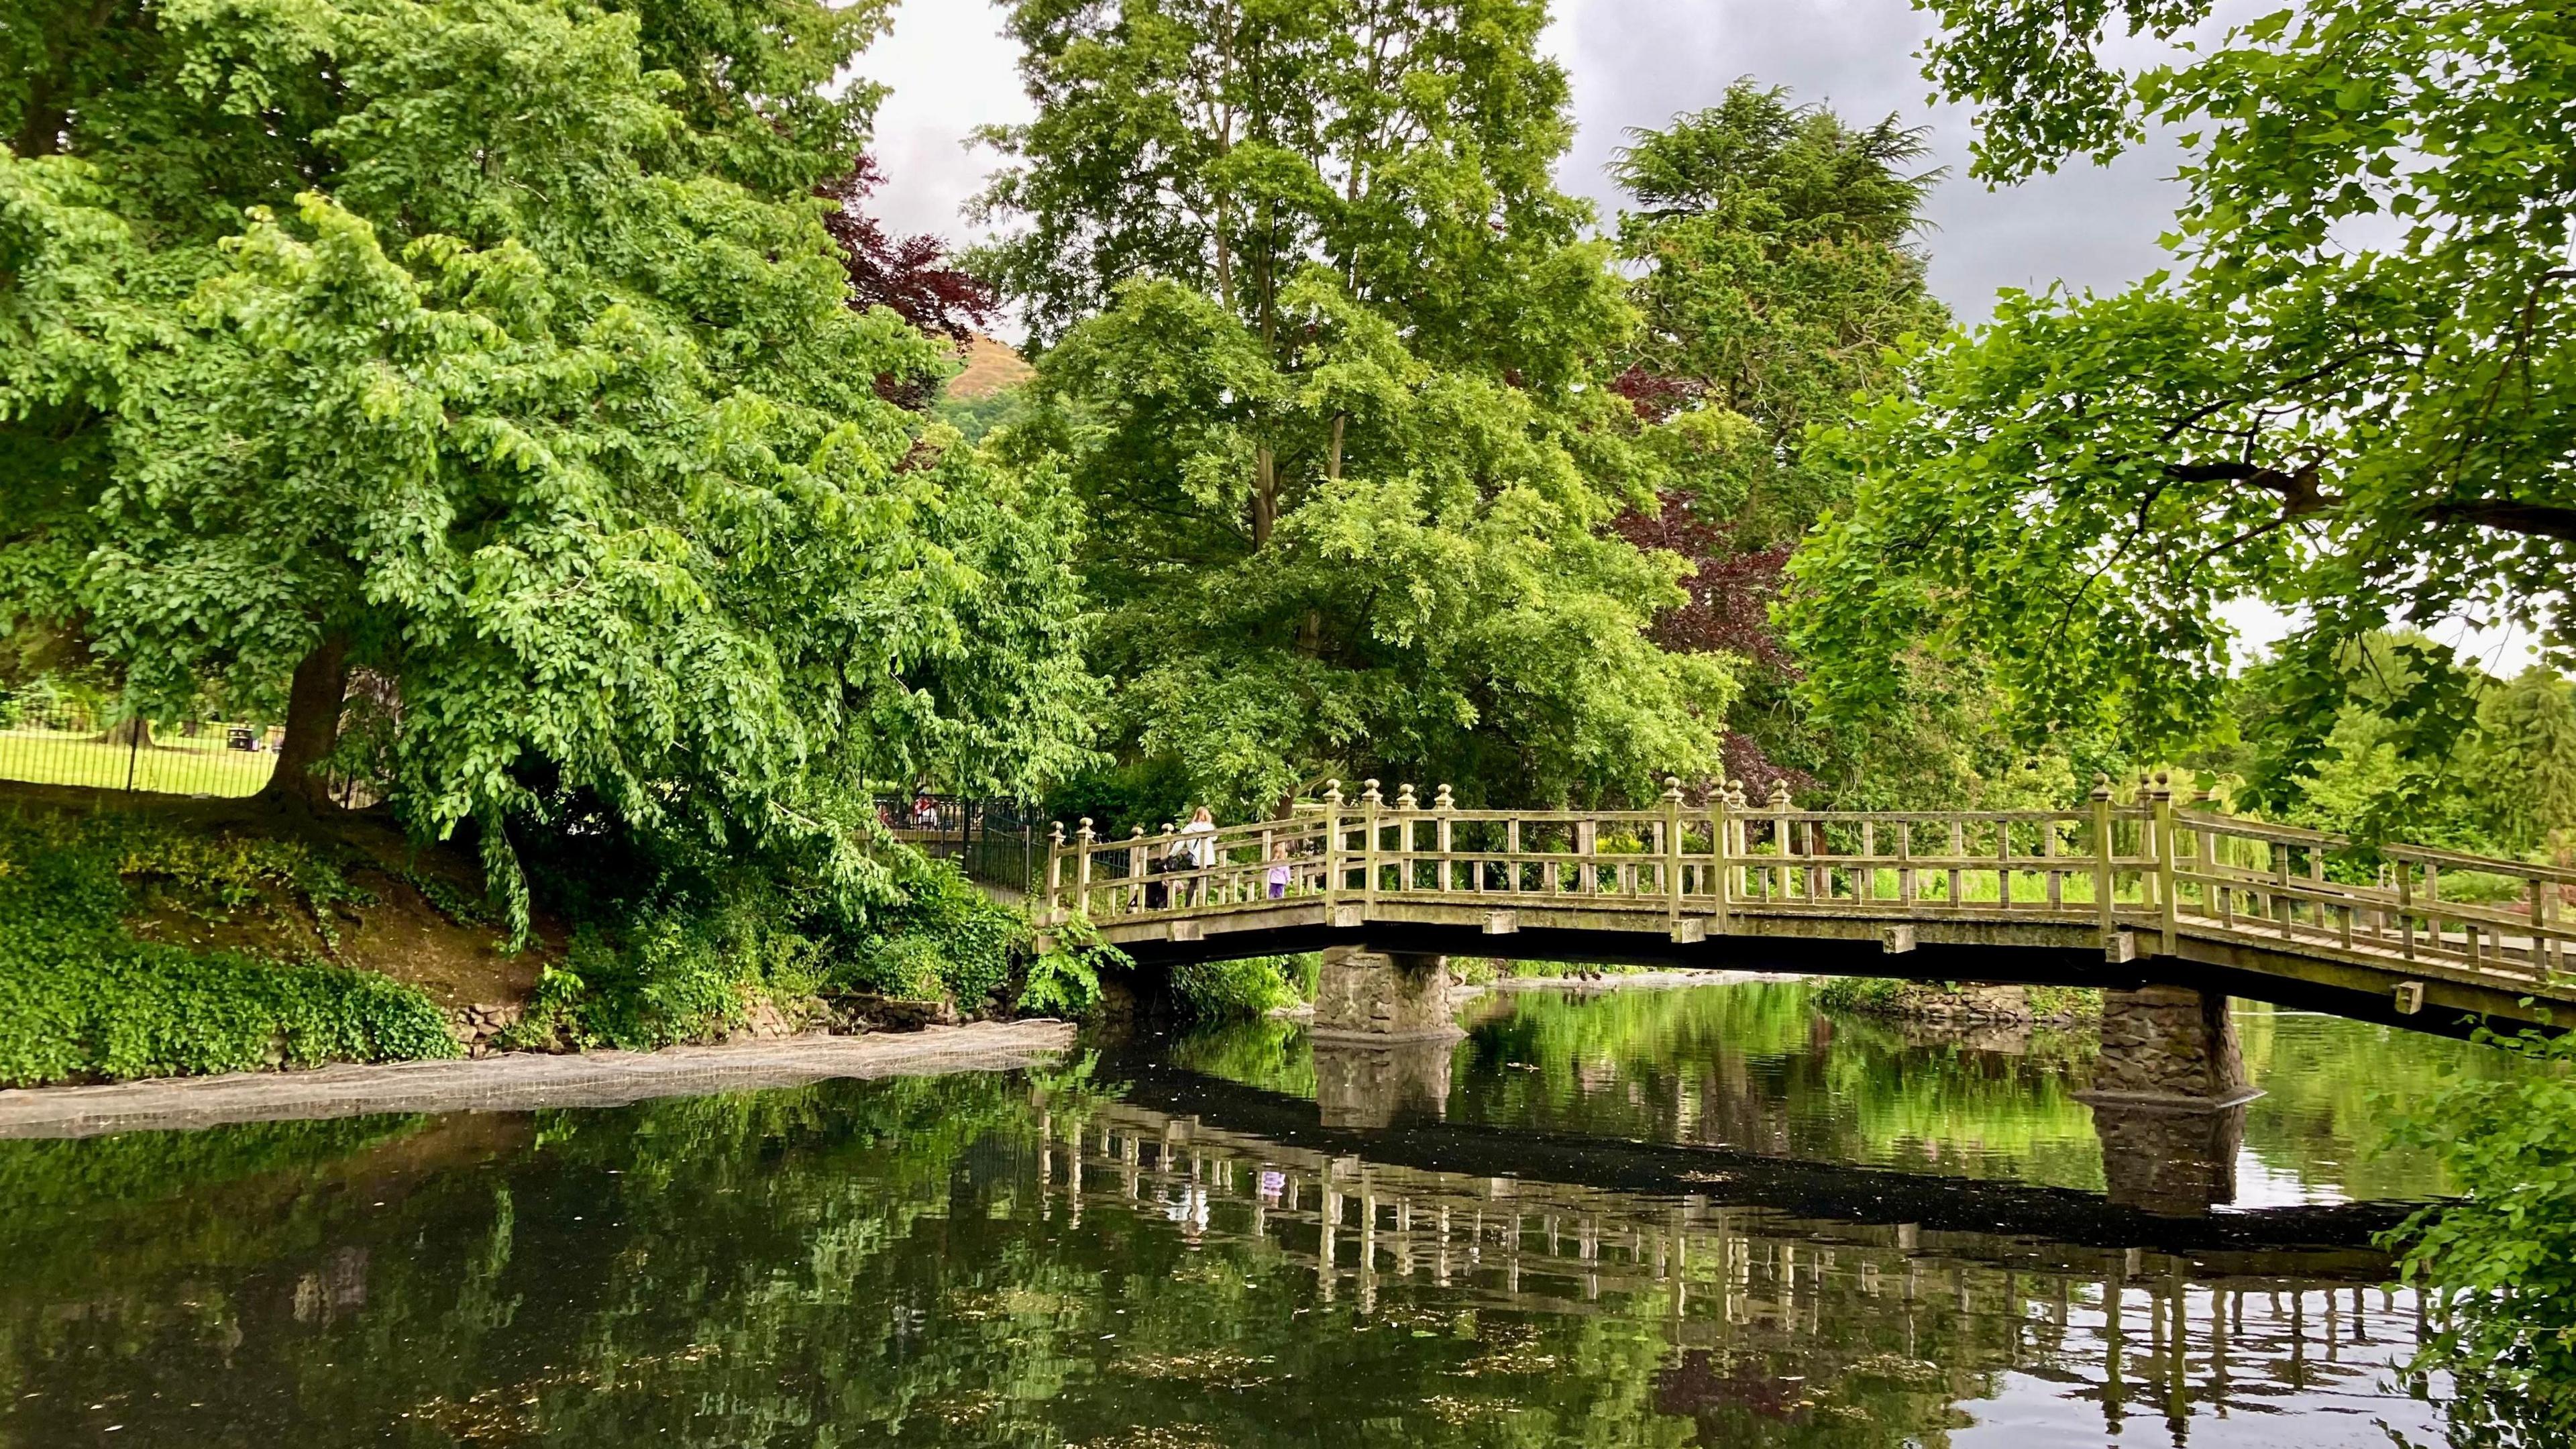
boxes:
[0,980,2536,1448]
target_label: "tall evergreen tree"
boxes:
[1605,85,1952,803]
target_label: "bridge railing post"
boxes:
[1362,780,1383,911]
[1075,818,1097,920]
[2089,777,2116,944]
[1322,780,1343,915]
[1708,789,1729,930]
[1397,783,1417,898]
[1046,821,1065,922]
[2152,771,2178,956]
[1435,784,1455,894]
[1662,777,1684,930]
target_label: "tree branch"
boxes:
[2426,500,2576,543]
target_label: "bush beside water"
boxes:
[0,810,458,1085]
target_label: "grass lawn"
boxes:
[0,729,275,797]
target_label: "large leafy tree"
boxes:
[0,0,1091,917]
[976,0,1735,814]
[1788,0,2576,774]
[1604,85,1951,802]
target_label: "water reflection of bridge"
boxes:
[1037,1087,2426,1441]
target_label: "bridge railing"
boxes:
[1044,776,2576,985]
[2167,810,2573,983]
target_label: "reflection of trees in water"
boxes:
[2231,1004,2542,1203]
[0,1073,2441,1448]
[1441,983,2109,1191]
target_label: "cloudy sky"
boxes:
[853,0,2196,329]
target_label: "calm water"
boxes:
[0,981,2538,1448]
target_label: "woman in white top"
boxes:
[1173,806,1218,904]
[1175,806,1218,867]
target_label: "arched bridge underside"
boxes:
[1045,780,2576,1038]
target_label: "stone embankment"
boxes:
[0,1020,1077,1139]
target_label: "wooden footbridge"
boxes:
[1043,776,2576,1031]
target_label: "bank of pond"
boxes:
[0,979,2561,1448]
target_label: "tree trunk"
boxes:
[1252,445,1278,547]
[1328,413,1346,481]
[262,634,350,811]
[92,717,154,748]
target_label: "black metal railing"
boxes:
[877,794,1040,893]
[0,702,280,798]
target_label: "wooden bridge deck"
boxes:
[1043,777,2576,1030]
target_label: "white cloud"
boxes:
[853,0,2198,322]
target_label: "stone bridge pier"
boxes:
[1309,947,1464,1130]
[1311,947,1462,1041]
[2082,986,2261,1217]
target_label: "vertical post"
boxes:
[2090,775,2116,944]
[1435,784,1455,894]
[1322,781,1344,914]
[1997,814,2012,911]
[1075,818,1097,919]
[2532,867,2554,978]
[1770,783,1794,902]
[1046,821,1066,922]
[1362,780,1383,910]
[1711,784,1734,932]
[1663,776,1684,929]
[2153,771,2177,957]
[1395,783,1417,896]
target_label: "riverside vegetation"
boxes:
[6,0,2576,1436]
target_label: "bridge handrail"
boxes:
[1044,776,2574,989]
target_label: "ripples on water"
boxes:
[0,979,2534,1446]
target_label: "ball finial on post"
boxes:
[1397,782,1417,810]
[1362,778,1383,806]
[1434,783,1454,810]
[1323,778,1343,806]
[1077,816,1097,844]
[1049,820,1065,847]
[2090,773,2113,801]
[1662,775,1684,804]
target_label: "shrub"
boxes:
[2383,1027,2576,1446]
[1171,954,1311,1020]
[0,808,456,1085]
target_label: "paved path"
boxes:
[0,1020,1077,1138]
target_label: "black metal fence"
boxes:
[879,794,1041,894]
[0,702,282,798]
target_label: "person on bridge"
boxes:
[1265,840,1292,899]
[1176,807,1218,905]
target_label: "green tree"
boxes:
[1786,0,2576,763]
[975,0,1734,813]
[0,0,1092,920]
[1613,83,1947,546]
[2463,668,2576,858]
[1604,85,1972,804]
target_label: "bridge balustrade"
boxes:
[1044,775,2576,1010]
